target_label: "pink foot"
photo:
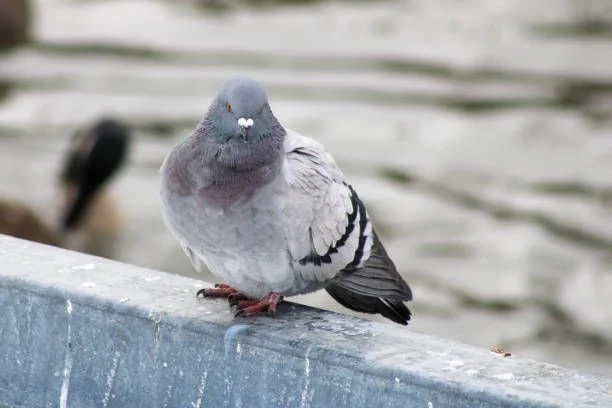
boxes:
[196,283,239,298]
[233,292,283,317]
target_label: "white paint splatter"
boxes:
[442,359,466,371]
[192,369,209,408]
[118,298,130,303]
[427,350,450,357]
[427,401,434,408]
[152,316,162,346]
[394,377,400,384]
[223,325,249,357]
[81,282,96,288]
[102,351,120,408]
[221,324,249,406]
[448,360,465,367]
[493,372,515,381]
[300,345,314,408]
[73,263,96,271]
[165,383,173,403]
[60,300,74,408]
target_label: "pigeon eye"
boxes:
[226,103,232,113]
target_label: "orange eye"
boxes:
[226,103,232,113]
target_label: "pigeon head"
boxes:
[207,77,278,143]
[198,77,285,173]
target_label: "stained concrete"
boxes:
[0,234,610,408]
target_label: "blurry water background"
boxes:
[1,0,611,377]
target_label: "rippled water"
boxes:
[1,0,611,377]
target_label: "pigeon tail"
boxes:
[325,284,411,325]
[325,230,412,325]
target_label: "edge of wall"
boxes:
[0,234,610,408]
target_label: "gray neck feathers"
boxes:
[192,118,286,205]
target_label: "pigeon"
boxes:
[160,77,412,325]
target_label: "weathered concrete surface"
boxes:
[0,234,609,408]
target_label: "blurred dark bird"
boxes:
[0,118,131,255]
[0,0,30,51]
[59,118,130,233]
[0,197,61,246]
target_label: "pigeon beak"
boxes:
[237,117,254,141]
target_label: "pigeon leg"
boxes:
[234,292,283,317]
[196,283,240,298]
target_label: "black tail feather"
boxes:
[326,230,412,325]
[325,284,412,325]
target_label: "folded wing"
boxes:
[283,129,412,324]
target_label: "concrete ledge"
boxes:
[0,234,610,408]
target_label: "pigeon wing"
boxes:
[283,129,371,283]
[283,129,412,324]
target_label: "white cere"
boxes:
[237,117,254,128]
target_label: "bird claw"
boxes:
[196,283,239,298]
[228,293,249,306]
[197,285,283,318]
[232,293,283,318]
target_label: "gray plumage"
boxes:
[160,77,412,325]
